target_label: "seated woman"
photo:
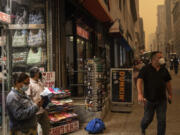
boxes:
[6,72,43,135]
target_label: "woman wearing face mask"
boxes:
[26,67,50,135]
[6,72,43,135]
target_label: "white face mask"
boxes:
[159,58,165,65]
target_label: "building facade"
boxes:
[109,0,141,67]
[172,0,180,56]
[156,5,166,56]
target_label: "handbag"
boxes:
[0,36,6,46]
[29,10,44,24]
[12,30,27,47]
[27,47,42,64]
[14,7,28,24]
[13,51,28,64]
[28,29,46,46]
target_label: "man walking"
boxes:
[137,51,172,135]
[173,56,179,74]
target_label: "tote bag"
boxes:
[29,10,44,24]
[13,51,28,64]
[27,47,42,64]
[12,31,27,47]
[28,29,46,47]
[15,8,28,24]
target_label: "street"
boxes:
[70,70,180,135]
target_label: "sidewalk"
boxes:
[70,71,180,135]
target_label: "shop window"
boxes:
[9,0,48,75]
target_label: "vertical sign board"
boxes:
[110,68,133,104]
[42,72,55,88]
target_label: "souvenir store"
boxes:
[65,0,112,116]
[0,0,80,134]
[0,0,114,134]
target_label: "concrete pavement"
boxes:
[70,70,180,135]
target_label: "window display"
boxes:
[9,0,47,73]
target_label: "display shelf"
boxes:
[8,24,45,29]
[12,44,46,48]
[12,63,46,67]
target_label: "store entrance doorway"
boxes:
[66,36,93,97]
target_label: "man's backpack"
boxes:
[85,118,105,134]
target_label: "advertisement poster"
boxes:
[42,72,55,88]
[110,68,133,104]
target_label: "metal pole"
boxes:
[1,26,6,135]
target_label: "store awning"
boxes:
[82,0,113,22]
[114,36,132,51]
[120,37,132,51]
[109,19,123,35]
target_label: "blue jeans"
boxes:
[141,100,167,135]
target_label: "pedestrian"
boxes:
[6,72,43,135]
[173,56,179,74]
[137,51,172,135]
[170,58,173,70]
[26,67,50,135]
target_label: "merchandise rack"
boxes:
[85,58,106,112]
[47,89,79,135]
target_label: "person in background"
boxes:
[6,72,43,135]
[137,51,172,135]
[173,56,179,74]
[26,67,50,135]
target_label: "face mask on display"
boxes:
[159,58,165,65]
[21,85,29,92]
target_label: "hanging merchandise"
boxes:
[29,10,44,24]
[14,6,28,24]
[28,29,46,47]
[0,36,6,46]
[85,58,106,112]
[12,30,28,47]
[27,47,42,64]
[12,50,28,64]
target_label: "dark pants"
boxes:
[174,67,178,74]
[141,100,167,135]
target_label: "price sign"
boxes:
[42,72,55,87]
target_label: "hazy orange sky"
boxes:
[139,0,164,50]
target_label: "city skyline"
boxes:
[139,0,164,50]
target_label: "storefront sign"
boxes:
[97,33,104,47]
[76,26,89,40]
[42,72,55,87]
[49,120,79,135]
[0,12,11,24]
[110,68,133,104]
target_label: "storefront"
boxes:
[109,20,134,68]
[65,0,112,97]
[0,0,54,134]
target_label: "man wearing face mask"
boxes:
[26,67,50,135]
[137,51,172,135]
